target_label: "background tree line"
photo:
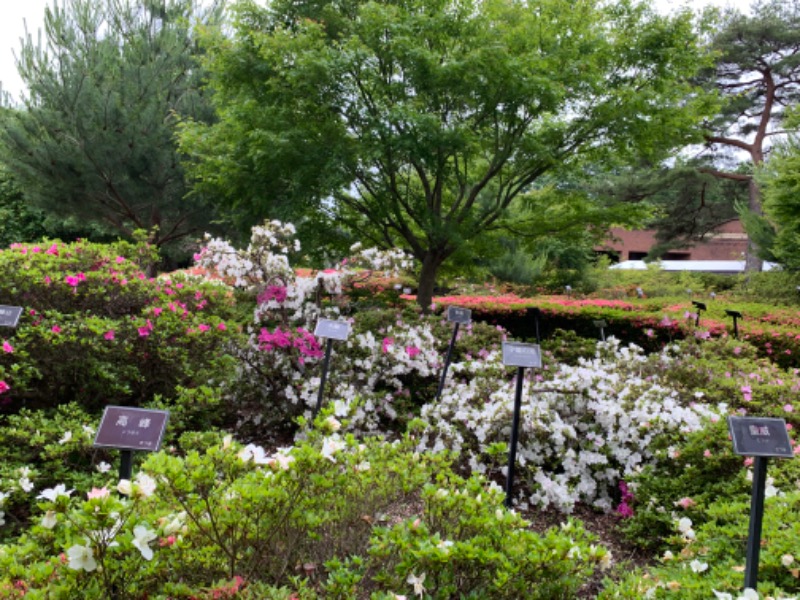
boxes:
[0,0,799,306]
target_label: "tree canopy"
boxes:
[697,0,800,269]
[0,0,225,255]
[180,0,716,309]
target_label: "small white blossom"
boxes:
[132,524,158,560]
[690,559,708,573]
[66,543,97,571]
[58,431,72,445]
[41,510,58,529]
[37,484,73,502]
[96,462,112,474]
[406,572,426,597]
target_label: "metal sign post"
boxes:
[526,307,541,344]
[691,301,706,327]
[435,306,472,401]
[312,319,352,418]
[728,416,795,591]
[726,309,743,340]
[501,342,542,508]
[593,319,607,342]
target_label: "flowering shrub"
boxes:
[602,491,800,599]
[0,426,608,598]
[0,238,239,412]
[417,338,722,512]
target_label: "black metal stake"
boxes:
[505,367,525,508]
[119,449,133,482]
[313,338,334,418]
[436,322,460,400]
[733,315,739,340]
[599,327,606,342]
[744,456,769,591]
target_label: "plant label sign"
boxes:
[0,305,23,328]
[593,320,607,328]
[314,318,351,341]
[94,406,169,452]
[447,306,472,325]
[502,342,542,368]
[728,417,794,458]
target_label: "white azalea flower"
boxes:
[406,572,426,597]
[782,554,795,567]
[66,543,97,571]
[117,479,133,496]
[320,436,345,462]
[41,510,58,529]
[131,525,158,560]
[134,473,157,498]
[690,559,708,573]
[18,477,34,493]
[59,431,72,445]
[96,462,112,474]
[37,484,73,502]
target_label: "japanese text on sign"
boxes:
[314,318,351,341]
[94,406,169,452]
[502,342,542,368]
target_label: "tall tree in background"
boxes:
[0,0,224,256]
[698,0,800,270]
[181,0,714,310]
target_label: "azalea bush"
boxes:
[0,424,609,599]
[0,237,240,413]
[602,491,800,599]
[416,338,723,513]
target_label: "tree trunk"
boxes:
[744,178,764,272]
[416,253,446,313]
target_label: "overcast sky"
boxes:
[0,0,753,104]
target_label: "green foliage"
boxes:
[0,0,228,253]
[181,0,715,309]
[0,238,240,411]
[0,429,607,598]
[603,492,800,598]
[347,479,606,599]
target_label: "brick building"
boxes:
[598,218,748,262]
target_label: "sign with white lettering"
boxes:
[502,342,542,368]
[0,305,23,328]
[446,306,472,325]
[314,318,351,341]
[94,406,169,452]
[728,416,794,458]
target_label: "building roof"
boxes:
[609,260,777,273]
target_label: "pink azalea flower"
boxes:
[733,347,742,355]
[217,323,227,331]
[44,276,52,285]
[65,275,80,287]
[703,450,712,458]
[138,327,150,337]
[405,346,421,358]
[784,404,794,413]
[675,497,696,509]
[51,325,61,334]
[198,324,210,332]
[115,256,126,264]
[86,487,109,500]
[382,337,394,353]
[0,380,9,394]
[152,308,163,316]
[103,330,115,341]
[2,340,13,353]
[45,243,59,255]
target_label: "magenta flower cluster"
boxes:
[257,327,323,363]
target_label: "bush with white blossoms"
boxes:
[416,338,723,512]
